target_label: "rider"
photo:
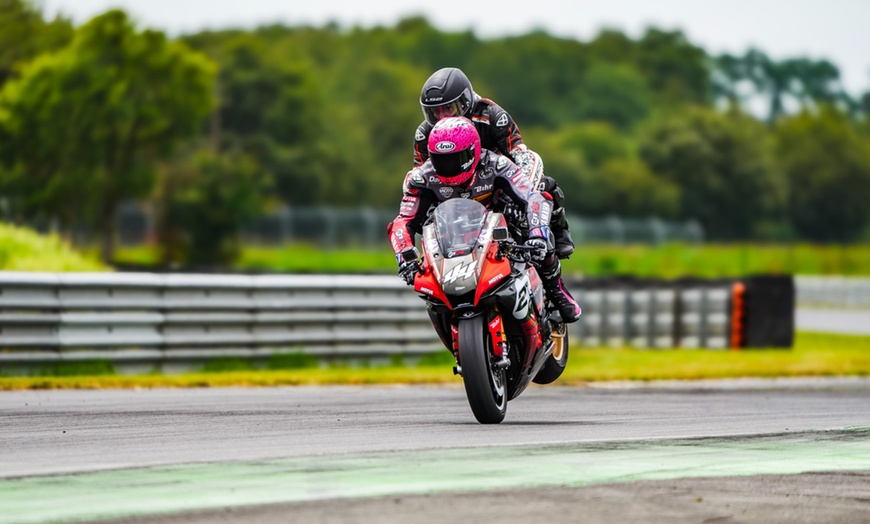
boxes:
[388,116,581,323]
[413,67,575,259]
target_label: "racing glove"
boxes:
[523,237,548,264]
[397,247,421,286]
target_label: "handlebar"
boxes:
[496,240,535,263]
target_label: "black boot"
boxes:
[541,176,574,260]
[551,207,575,259]
[540,258,581,323]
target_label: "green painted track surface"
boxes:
[2,428,869,524]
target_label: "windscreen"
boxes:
[433,198,488,258]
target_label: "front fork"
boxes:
[427,307,509,376]
[442,311,511,375]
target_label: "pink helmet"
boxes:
[427,116,481,187]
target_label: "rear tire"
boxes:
[459,315,507,424]
[533,323,569,385]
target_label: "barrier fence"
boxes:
[0,272,793,374]
[795,276,870,309]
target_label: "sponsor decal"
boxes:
[415,129,426,142]
[496,155,509,170]
[443,261,476,284]
[420,287,434,295]
[460,191,471,199]
[512,274,531,319]
[530,202,541,226]
[540,202,551,225]
[434,141,456,152]
[439,186,454,197]
[488,272,505,285]
[495,112,509,127]
[425,96,444,102]
[410,170,424,185]
[474,183,493,194]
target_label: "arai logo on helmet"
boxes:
[434,141,456,153]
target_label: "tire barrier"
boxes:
[0,272,795,373]
[567,275,794,350]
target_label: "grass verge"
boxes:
[114,242,870,278]
[0,222,107,271]
[1,332,868,390]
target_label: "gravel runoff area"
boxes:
[87,471,870,524]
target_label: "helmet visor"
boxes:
[423,100,466,125]
[421,89,473,125]
[430,146,476,182]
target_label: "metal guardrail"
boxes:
[0,272,741,373]
[796,276,870,310]
[0,272,441,372]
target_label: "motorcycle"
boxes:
[400,197,570,424]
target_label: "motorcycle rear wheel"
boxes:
[458,315,507,424]
[532,323,569,385]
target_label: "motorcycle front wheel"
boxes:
[458,315,507,424]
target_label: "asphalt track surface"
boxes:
[3,382,870,523]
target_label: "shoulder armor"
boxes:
[403,168,427,194]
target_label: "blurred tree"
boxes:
[0,0,73,86]
[471,31,590,128]
[635,29,710,106]
[714,49,854,122]
[159,148,270,265]
[531,123,679,218]
[639,106,785,239]
[573,63,651,129]
[0,10,215,262]
[776,107,870,242]
[206,36,327,204]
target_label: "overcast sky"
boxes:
[43,0,870,95]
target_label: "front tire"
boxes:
[533,323,569,385]
[459,315,507,424]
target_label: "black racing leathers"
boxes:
[389,151,550,258]
[412,95,575,259]
[413,97,524,167]
[388,151,581,322]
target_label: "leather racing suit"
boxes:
[412,95,575,259]
[388,150,581,323]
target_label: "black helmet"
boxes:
[420,67,475,125]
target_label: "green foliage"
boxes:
[715,50,856,122]
[640,106,786,239]
[0,10,216,262]
[573,63,651,129]
[233,242,870,278]
[0,222,106,271]
[0,0,73,86]
[236,244,397,273]
[268,352,320,370]
[202,358,255,373]
[532,123,679,218]
[41,360,115,377]
[775,107,870,242]
[160,147,270,265]
[2,9,869,265]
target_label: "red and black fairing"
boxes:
[412,200,548,399]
